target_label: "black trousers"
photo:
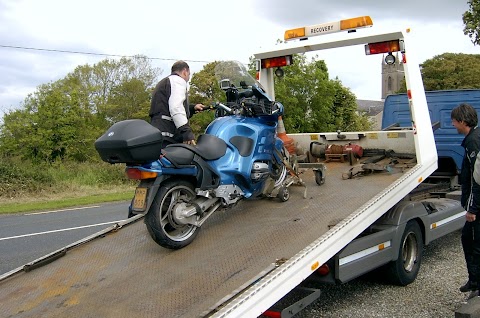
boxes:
[462,218,480,286]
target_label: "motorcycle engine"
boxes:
[251,162,270,182]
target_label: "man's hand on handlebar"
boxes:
[194,104,206,113]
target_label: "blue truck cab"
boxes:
[382,89,480,176]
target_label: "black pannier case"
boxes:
[95,119,163,164]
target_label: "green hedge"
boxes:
[0,158,134,198]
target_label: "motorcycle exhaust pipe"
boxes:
[174,197,220,226]
[196,202,222,227]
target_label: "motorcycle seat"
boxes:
[162,146,195,166]
[164,134,227,163]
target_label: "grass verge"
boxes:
[0,191,133,215]
[0,159,136,215]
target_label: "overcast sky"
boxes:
[0,0,477,116]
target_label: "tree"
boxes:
[397,53,480,92]
[463,0,480,45]
[271,54,370,133]
[188,61,224,134]
[421,53,480,90]
[331,80,371,132]
[66,55,160,125]
[107,78,151,122]
[0,56,162,162]
[0,81,95,162]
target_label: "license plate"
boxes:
[133,187,148,211]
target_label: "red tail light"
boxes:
[261,55,293,69]
[262,310,281,318]
[317,263,330,276]
[365,40,401,55]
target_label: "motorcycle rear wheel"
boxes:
[145,180,199,249]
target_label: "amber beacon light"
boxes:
[284,16,373,41]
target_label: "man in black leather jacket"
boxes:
[149,60,204,147]
[452,103,480,296]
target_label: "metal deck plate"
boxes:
[0,161,404,318]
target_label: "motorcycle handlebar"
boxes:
[216,102,232,113]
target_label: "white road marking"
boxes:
[24,205,101,215]
[0,220,124,241]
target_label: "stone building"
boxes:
[381,52,405,99]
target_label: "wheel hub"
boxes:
[402,232,418,272]
[171,200,198,227]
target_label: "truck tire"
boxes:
[145,180,199,249]
[387,220,423,286]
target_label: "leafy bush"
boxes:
[0,158,54,197]
[49,161,132,186]
[0,157,134,198]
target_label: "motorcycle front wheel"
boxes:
[145,180,199,249]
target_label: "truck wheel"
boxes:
[387,220,423,286]
[145,180,199,249]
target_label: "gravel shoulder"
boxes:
[295,229,470,317]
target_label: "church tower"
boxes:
[381,52,405,99]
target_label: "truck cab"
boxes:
[382,89,480,177]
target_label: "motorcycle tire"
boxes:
[145,180,200,249]
[127,198,135,218]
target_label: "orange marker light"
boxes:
[284,27,306,41]
[340,16,373,30]
[126,168,158,180]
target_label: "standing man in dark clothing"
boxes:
[451,103,480,297]
[149,60,204,147]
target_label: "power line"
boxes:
[0,44,210,63]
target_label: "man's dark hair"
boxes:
[451,103,478,127]
[171,61,189,74]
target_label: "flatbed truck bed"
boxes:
[0,160,408,318]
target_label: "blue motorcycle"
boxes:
[95,61,298,249]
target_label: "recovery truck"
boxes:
[0,17,466,318]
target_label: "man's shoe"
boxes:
[460,281,478,292]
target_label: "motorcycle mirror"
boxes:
[220,79,231,91]
[240,80,248,89]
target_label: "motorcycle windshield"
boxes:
[214,61,268,97]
